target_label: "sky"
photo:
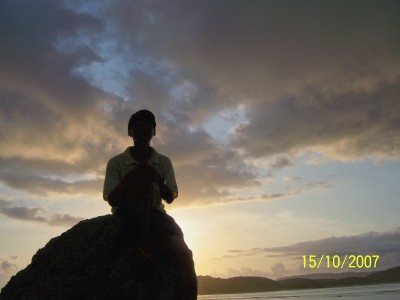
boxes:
[1,0,400,288]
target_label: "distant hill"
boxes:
[197,276,278,295]
[198,266,400,295]
[278,270,373,280]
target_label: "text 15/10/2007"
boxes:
[302,254,380,269]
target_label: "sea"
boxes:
[198,282,400,300]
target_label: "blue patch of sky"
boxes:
[64,0,112,17]
[224,152,400,234]
[61,30,177,103]
[74,55,131,100]
[266,156,400,229]
[54,1,140,101]
[0,185,36,203]
[201,106,247,143]
[44,173,99,183]
[60,25,135,101]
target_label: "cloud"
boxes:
[216,227,400,271]
[0,0,120,168]
[262,229,400,256]
[269,157,294,170]
[233,83,400,159]
[0,0,399,210]
[0,199,83,227]
[210,267,276,279]
[209,263,296,280]
[219,177,332,204]
[0,157,103,197]
[270,262,288,277]
[149,123,261,204]
[46,213,85,227]
[0,0,125,164]
[108,0,400,104]
[1,0,255,206]
[0,1,125,202]
[108,0,400,161]
[0,257,18,289]
[104,0,400,180]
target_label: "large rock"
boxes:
[0,214,180,299]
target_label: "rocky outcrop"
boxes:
[0,214,180,299]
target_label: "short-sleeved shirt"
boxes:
[103,147,178,213]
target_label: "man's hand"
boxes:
[160,184,175,204]
[137,163,164,185]
[138,163,175,204]
[107,163,164,208]
[123,163,162,184]
[124,163,175,203]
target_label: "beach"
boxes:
[198,282,400,299]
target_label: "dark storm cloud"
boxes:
[233,80,400,159]
[111,0,399,91]
[0,0,123,161]
[109,0,400,159]
[1,0,399,206]
[0,0,104,113]
[0,0,124,198]
[0,0,259,204]
[0,199,83,227]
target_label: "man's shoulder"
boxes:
[107,147,131,165]
[152,148,172,163]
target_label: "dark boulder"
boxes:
[0,214,180,299]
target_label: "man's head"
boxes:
[128,110,156,146]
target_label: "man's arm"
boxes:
[103,158,129,207]
[161,157,178,204]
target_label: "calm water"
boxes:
[198,283,400,300]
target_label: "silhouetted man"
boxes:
[103,109,197,299]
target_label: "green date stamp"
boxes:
[302,254,380,269]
